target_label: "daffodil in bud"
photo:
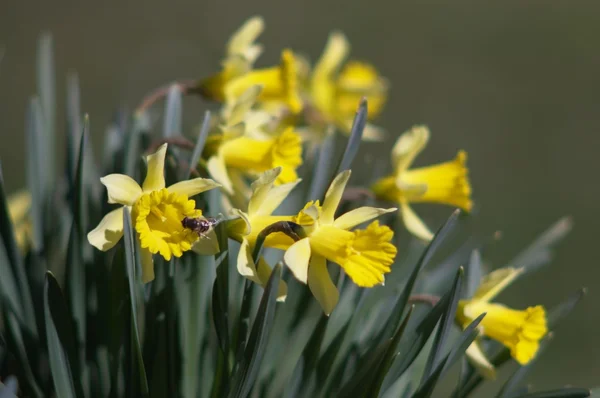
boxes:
[284,170,397,315]
[371,125,472,241]
[456,267,548,379]
[308,32,388,140]
[87,144,221,283]
[227,167,300,301]
[198,16,265,101]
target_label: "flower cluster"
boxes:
[84,16,550,379]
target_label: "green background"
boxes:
[0,1,598,394]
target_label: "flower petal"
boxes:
[255,257,288,302]
[465,341,496,380]
[191,227,220,255]
[308,255,339,316]
[207,155,233,194]
[283,238,311,283]
[392,125,430,173]
[333,206,396,231]
[87,207,124,251]
[168,178,221,198]
[223,85,263,127]
[400,203,433,241]
[321,170,351,225]
[237,238,258,279]
[472,267,524,303]
[142,143,167,192]
[312,31,349,82]
[248,168,300,217]
[100,174,142,205]
[227,16,264,62]
[140,247,155,283]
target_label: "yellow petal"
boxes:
[465,341,496,380]
[7,190,31,222]
[140,247,155,283]
[333,206,396,231]
[400,203,433,241]
[223,85,262,127]
[308,255,339,316]
[248,168,300,217]
[392,125,430,173]
[321,170,351,224]
[87,207,124,251]
[237,238,287,302]
[472,267,525,304]
[284,237,311,283]
[142,143,167,192]
[207,154,233,194]
[167,178,221,198]
[227,16,264,62]
[100,174,142,205]
[228,208,251,238]
[191,227,220,255]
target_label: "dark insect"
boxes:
[181,216,220,238]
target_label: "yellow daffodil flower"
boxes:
[456,267,548,379]
[205,125,303,194]
[371,125,472,241]
[7,190,32,252]
[283,170,397,315]
[199,16,265,101]
[308,32,388,140]
[87,144,221,283]
[227,167,300,301]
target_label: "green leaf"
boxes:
[379,209,462,342]
[228,264,282,398]
[125,113,151,178]
[66,72,82,185]
[336,98,367,173]
[163,84,182,138]
[548,288,586,329]
[0,163,38,336]
[36,32,56,190]
[122,208,149,397]
[26,97,46,252]
[506,217,572,274]
[0,238,24,325]
[510,388,591,398]
[464,249,483,299]
[307,130,337,201]
[422,267,464,380]
[0,376,18,398]
[44,271,84,398]
[185,110,211,180]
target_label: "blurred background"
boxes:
[0,0,598,394]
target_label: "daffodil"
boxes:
[7,190,32,252]
[87,144,221,283]
[198,16,265,101]
[307,32,388,141]
[205,125,303,195]
[227,167,300,301]
[456,267,548,379]
[371,125,472,241]
[283,170,397,315]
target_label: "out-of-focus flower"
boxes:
[227,167,300,301]
[371,126,472,241]
[7,190,32,252]
[87,144,221,283]
[284,170,396,315]
[198,16,265,101]
[306,32,388,141]
[456,267,548,379]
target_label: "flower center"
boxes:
[132,188,202,261]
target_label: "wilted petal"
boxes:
[168,178,221,198]
[308,255,339,316]
[142,143,167,192]
[100,174,142,205]
[321,170,351,225]
[400,203,433,242]
[333,206,396,231]
[87,207,124,251]
[284,238,311,283]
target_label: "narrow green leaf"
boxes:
[44,271,83,398]
[125,113,151,178]
[0,376,18,398]
[185,110,211,180]
[0,163,38,336]
[422,267,464,380]
[4,312,43,397]
[510,388,590,398]
[122,208,149,396]
[229,265,282,398]
[73,116,89,236]
[548,288,586,329]
[66,72,82,184]
[26,97,46,252]
[307,130,337,201]
[379,209,462,341]
[37,32,56,190]
[163,84,182,138]
[0,239,23,324]
[336,98,367,173]
[465,249,483,298]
